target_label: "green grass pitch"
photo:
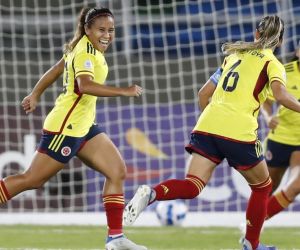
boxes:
[0,225,299,249]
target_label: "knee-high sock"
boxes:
[245,177,272,249]
[266,190,292,219]
[153,174,206,201]
[103,194,124,236]
[0,180,10,203]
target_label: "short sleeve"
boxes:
[73,52,96,79]
[268,60,286,87]
[209,67,222,86]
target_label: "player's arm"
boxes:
[271,80,300,112]
[261,98,279,130]
[198,67,221,111]
[22,58,65,114]
[76,75,142,97]
[198,80,216,111]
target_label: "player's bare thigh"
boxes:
[238,160,269,184]
[268,167,286,191]
[265,139,298,190]
[4,151,64,197]
[187,153,217,183]
[76,133,126,180]
[283,151,300,199]
[290,150,300,168]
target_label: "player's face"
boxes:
[86,16,115,53]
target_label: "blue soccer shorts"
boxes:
[185,131,264,170]
[37,124,104,163]
[265,138,300,168]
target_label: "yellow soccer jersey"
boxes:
[194,49,286,142]
[268,60,300,145]
[43,35,108,137]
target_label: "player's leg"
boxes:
[0,130,87,204]
[222,138,274,250]
[267,150,300,219]
[123,153,216,226]
[238,166,284,238]
[0,152,64,202]
[267,167,286,192]
[265,140,297,219]
[265,138,289,193]
[76,131,147,250]
[284,151,300,200]
[123,132,219,226]
[151,153,215,201]
[238,160,273,250]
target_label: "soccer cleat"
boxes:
[105,235,148,250]
[242,238,277,250]
[123,185,152,226]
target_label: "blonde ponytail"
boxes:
[222,15,284,55]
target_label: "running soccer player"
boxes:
[0,7,146,250]
[261,43,300,220]
[123,15,300,250]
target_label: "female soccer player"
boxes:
[123,15,300,250]
[0,7,146,250]
[261,43,300,220]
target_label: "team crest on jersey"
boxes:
[84,60,93,69]
[265,150,273,161]
[61,146,71,157]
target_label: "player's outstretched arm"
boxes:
[271,80,300,113]
[76,74,143,97]
[22,58,65,114]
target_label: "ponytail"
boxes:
[222,15,284,55]
[63,7,90,54]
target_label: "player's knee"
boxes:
[21,172,46,190]
[29,180,46,190]
[106,162,127,182]
[118,167,127,181]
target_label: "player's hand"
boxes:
[124,85,143,97]
[21,94,38,114]
[267,116,279,130]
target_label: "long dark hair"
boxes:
[63,7,114,53]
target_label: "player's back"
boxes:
[194,49,285,142]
